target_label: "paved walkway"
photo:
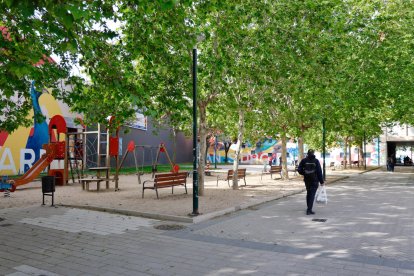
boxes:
[0,169,413,275]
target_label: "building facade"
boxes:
[0,92,192,176]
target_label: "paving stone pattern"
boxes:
[0,170,413,275]
[20,209,156,235]
[185,172,414,262]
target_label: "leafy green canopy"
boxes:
[1,0,116,131]
[3,0,414,147]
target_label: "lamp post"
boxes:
[377,136,380,166]
[322,117,326,181]
[214,135,218,169]
[364,131,367,170]
[191,48,199,216]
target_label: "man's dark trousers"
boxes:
[305,181,319,211]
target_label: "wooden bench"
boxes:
[329,161,345,170]
[261,165,282,180]
[216,169,246,187]
[142,172,188,199]
[79,177,110,191]
[288,165,298,176]
[351,160,360,167]
[80,166,111,191]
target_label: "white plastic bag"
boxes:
[316,186,328,204]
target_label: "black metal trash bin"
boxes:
[41,176,55,206]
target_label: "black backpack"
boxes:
[303,160,317,181]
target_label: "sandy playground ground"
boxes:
[0,166,376,220]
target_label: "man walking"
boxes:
[298,149,324,215]
[387,155,395,172]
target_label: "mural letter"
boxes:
[20,148,35,173]
[0,147,17,174]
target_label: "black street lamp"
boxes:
[214,135,218,169]
[322,117,326,181]
[377,136,380,166]
[364,131,367,170]
[191,48,199,216]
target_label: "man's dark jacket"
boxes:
[297,155,324,184]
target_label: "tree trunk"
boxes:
[359,142,364,167]
[198,104,207,196]
[298,136,304,161]
[344,137,348,169]
[281,133,289,180]
[224,142,231,163]
[172,128,177,163]
[205,135,210,163]
[232,109,244,189]
[348,143,352,167]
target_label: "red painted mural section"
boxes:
[0,131,8,146]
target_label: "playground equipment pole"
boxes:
[192,48,199,216]
[322,117,326,181]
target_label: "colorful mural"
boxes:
[0,85,76,176]
[25,82,49,170]
[207,139,299,165]
[321,142,380,166]
[207,138,381,166]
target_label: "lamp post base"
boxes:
[188,211,201,217]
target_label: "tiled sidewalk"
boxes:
[0,170,413,275]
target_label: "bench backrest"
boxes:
[227,168,246,178]
[270,166,282,173]
[154,172,187,188]
[329,162,335,167]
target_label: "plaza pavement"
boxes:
[0,168,413,275]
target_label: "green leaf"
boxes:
[61,12,74,29]
[160,0,177,11]
[5,0,14,8]
[67,6,85,21]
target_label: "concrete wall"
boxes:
[117,118,192,168]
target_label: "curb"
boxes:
[59,204,194,223]
[59,190,306,224]
[326,176,349,183]
[359,166,381,174]
[61,174,352,224]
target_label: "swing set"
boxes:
[118,141,180,184]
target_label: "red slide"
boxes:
[9,144,57,191]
